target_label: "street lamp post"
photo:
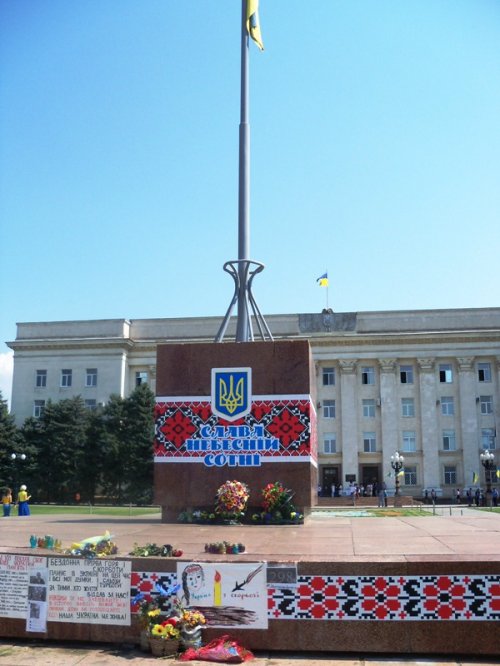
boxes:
[10,452,27,503]
[480,450,495,506]
[391,451,405,507]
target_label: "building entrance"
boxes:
[361,465,380,493]
[322,466,340,497]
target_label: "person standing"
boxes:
[2,488,13,517]
[17,485,31,516]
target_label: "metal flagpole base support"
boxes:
[215,259,273,342]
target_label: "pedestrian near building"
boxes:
[17,485,31,516]
[2,488,13,517]
[456,488,461,504]
[378,482,387,508]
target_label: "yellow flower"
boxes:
[148,608,161,618]
[151,624,167,637]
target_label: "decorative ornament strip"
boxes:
[132,572,500,622]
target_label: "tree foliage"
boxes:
[7,385,156,504]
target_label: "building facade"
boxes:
[7,308,500,499]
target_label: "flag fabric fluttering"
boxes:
[472,471,479,485]
[246,0,264,50]
[317,273,329,287]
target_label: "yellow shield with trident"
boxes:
[211,368,252,422]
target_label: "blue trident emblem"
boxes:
[211,368,251,422]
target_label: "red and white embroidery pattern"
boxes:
[132,571,500,621]
[154,399,313,460]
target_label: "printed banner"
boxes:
[0,554,46,619]
[154,395,316,467]
[26,564,49,632]
[47,558,131,624]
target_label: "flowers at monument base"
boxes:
[129,542,183,557]
[252,481,303,524]
[179,608,207,629]
[215,479,250,522]
[150,619,181,640]
[69,529,118,557]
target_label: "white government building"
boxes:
[7,307,500,499]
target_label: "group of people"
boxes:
[464,487,499,507]
[2,485,31,516]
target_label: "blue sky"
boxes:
[1,0,499,405]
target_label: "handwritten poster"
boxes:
[47,558,131,625]
[177,561,268,629]
[0,554,46,619]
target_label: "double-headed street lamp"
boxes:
[10,452,27,500]
[391,451,405,500]
[480,450,495,504]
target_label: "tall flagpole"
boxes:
[215,0,272,344]
[236,0,251,342]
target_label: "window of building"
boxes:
[480,395,493,415]
[404,466,417,486]
[135,371,148,386]
[481,428,496,450]
[86,368,98,387]
[84,399,97,410]
[322,367,335,386]
[35,370,47,388]
[478,362,491,383]
[323,400,336,418]
[33,400,45,418]
[441,396,454,416]
[444,466,457,485]
[363,432,376,453]
[439,363,453,383]
[361,367,375,385]
[442,430,456,451]
[400,365,414,384]
[401,398,415,418]
[402,431,416,452]
[362,399,376,418]
[323,433,336,454]
[60,369,72,388]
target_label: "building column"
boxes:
[379,359,398,491]
[417,357,441,493]
[339,359,358,484]
[457,357,477,490]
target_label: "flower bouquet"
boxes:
[253,481,303,524]
[178,608,206,650]
[149,618,181,657]
[215,480,250,523]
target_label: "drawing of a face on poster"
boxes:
[181,563,211,605]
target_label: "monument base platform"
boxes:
[0,511,499,656]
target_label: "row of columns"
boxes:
[336,356,500,490]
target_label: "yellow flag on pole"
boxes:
[246,0,264,50]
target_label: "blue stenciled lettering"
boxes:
[204,453,261,467]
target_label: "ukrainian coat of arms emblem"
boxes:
[211,367,252,422]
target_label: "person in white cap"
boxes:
[17,484,31,516]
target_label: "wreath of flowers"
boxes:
[261,481,291,512]
[215,480,250,517]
